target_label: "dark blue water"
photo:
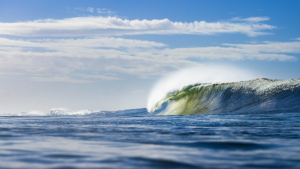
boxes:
[1,109,300,169]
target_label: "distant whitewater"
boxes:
[0,109,144,116]
[149,78,300,115]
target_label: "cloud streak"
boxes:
[0,37,298,82]
[0,16,275,37]
[96,8,116,15]
[31,76,92,83]
[232,17,270,22]
[87,7,94,13]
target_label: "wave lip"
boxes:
[149,78,300,115]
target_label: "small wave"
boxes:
[49,108,148,116]
[49,109,111,116]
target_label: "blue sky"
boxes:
[0,0,299,113]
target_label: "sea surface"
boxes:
[1,109,300,169]
[1,78,300,168]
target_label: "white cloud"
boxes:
[0,37,166,49]
[0,37,298,82]
[0,16,275,37]
[0,37,179,79]
[87,7,94,13]
[155,41,298,61]
[31,76,92,83]
[68,7,95,13]
[76,74,121,80]
[132,89,144,94]
[0,38,300,80]
[232,17,270,22]
[97,8,116,15]
[223,41,300,54]
[74,7,85,12]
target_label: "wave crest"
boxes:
[149,78,300,115]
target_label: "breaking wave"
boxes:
[148,78,300,115]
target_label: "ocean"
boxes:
[1,78,300,168]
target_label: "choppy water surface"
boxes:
[1,109,300,169]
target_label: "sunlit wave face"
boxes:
[147,65,261,112]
